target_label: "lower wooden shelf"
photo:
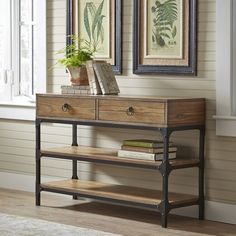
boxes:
[41,179,198,209]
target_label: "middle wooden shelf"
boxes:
[41,146,200,170]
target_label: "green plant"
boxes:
[84,0,105,50]
[56,35,95,68]
[151,0,178,47]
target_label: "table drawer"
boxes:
[37,96,96,120]
[98,99,165,125]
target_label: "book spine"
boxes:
[61,85,90,90]
[118,150,177,161]
[122,140,163,148]
[85,60,95,94]
[154,152,176,161]
[86,60,102,95]
[121,145,177,154]
[74,89,90,94]
[61,89,91,94]
[118,150,155,160]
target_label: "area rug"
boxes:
[0,213,122,236]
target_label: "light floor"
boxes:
[0,188,235,236]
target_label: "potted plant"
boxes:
[56,35,95,85]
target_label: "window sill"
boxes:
[213,115,236,137]
[0,96,35,121]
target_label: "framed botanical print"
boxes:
[133,0,197,75]
[66,0,122,74]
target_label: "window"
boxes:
[0,0,46,120]
[215,0,236,136]
[19,0,35,96]
[0,1,12,101]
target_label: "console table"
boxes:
[36,94,205,228]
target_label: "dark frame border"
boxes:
[66,0,122,74]
[133,0,197,75]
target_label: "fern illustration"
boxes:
[84,0,105,51]
[151,0,178,47]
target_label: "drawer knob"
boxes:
[62,103,70,112]
[126,106,135,116]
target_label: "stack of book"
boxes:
[118,139,177,161]
[86,60,120,95]
[61,85,91,94]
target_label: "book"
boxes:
[86,60,103,95]
[122,139,173,148]
[61,90,91,94]
[117,149,176,161]
[121,145,177,154]
[93,62,120,95]
[61,85,90,90]
[61,85,91,94]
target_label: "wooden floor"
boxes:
[0,188,235,236]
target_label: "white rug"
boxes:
[0,213,122,236]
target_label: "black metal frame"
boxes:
[133,0,198,75]
[66,0,123,74]
[35,119,205,228]
[66,0,74,46]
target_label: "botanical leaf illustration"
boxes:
[83,0,105,51]
[151,0,178,47]
[100,22,104,43]
[172,25,177,38]
[87,2,96,17]
[84,3,91,41]
[92,0,105,42]
[160,32,170,39]
[156,0,177,27]
[152,35,155,43]
[97,15,105,42]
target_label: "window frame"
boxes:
[214,0,236,136]
[0,0,46,121]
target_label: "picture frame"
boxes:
[66,0,122,74]
[133,0,197,75]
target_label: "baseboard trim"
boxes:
[0,171,235,225]
[0,171,62,192]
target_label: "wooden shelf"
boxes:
[41,179,198,207]
[41,146,199,170]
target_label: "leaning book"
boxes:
[86,60,103,95]
[117,150,176,161]
[93,62,120,95]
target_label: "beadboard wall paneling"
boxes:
[0,0,236,204]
